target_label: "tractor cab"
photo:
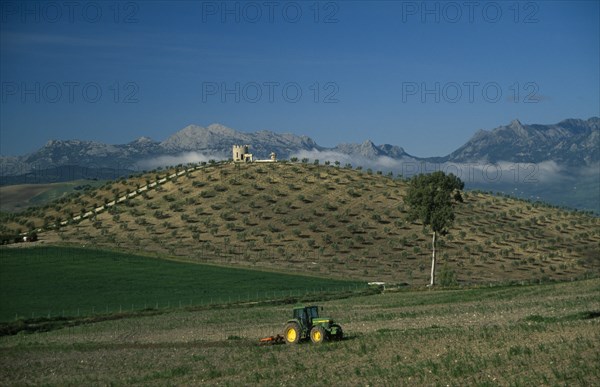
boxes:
[292,305,319,327]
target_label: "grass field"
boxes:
[0,278,598,385]
[0,247,363,322]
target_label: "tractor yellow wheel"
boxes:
[312,329,322,342]
[287,328,297,342]
[284,323,300,344]
[310,326,326,344]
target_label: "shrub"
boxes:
[324,203,338,211]
[200,190,216,198]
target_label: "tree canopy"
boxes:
[405,171,464,234]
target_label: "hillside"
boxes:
[0,180,105,213]
[1,161,598,285]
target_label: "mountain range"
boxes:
[1,117,598,211]
[446,118,599,166]
[0,123,322,177]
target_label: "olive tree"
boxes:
[404,171,464,286]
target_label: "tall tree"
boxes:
[404,171,464,286]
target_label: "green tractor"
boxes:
[283,305,343,344]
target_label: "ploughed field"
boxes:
[1,277,598,386]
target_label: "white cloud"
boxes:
[290,149,416,174]
[289,148,599,188]
[137,152,225,169]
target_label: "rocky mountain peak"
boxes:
[206,123,237,135]
[130,136,155,144]
[447,117,599,165]
[507,119,528,138]
[509,119,523,128]
[358,140,380,158]
[160,125,212,150]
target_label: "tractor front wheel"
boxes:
[284,323,300,344]
[310,326,326,344]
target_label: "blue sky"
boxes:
[1,1,598,157]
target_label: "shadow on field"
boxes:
[0,310,164,337]
[338,334,360,342]
[581,310,600,319]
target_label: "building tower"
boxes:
[233,145,252,162]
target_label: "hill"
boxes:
[2,161,598,285]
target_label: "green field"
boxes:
[0,247,363,322]
[0,278,598,385]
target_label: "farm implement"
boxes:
[260,305,344,345]
[259,334,285,345]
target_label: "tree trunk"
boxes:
[430,231,437,287]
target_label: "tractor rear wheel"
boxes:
[310,326,326,344]
[284,323,300,344]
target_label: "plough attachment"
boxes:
[259,334,285,345]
